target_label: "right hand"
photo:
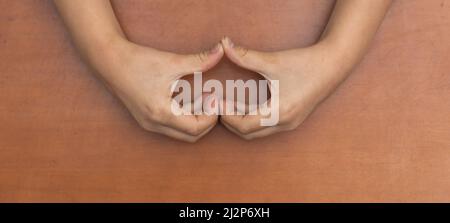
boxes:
[94,39,224,142]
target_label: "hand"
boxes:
[220,37,351,140]
[96,39,224,142]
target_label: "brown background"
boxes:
[1,0,450,202]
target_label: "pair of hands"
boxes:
[101,37,347,142]
[53,0,391,142]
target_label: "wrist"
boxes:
[315,36,364,74]
[83,34,132,78]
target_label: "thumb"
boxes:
[221,37,276,78]
[172,43,224,78]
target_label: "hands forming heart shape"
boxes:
[99,36,349,142]
[54,0,392,142]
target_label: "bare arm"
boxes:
[54,0,223,142]
[53,0,126,71]
[221,0,393,139]
[321,0,393,73]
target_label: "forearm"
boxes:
[320,0,392,72]
[53,0,128,72]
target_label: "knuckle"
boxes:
[137,120,156,132]
[237,46,249,58]
[186,125,204,136]
[278,105,296,125]
[285,122,300,132]
[143,103,155,117]
[186,136,202,143]
[236,124,252,135]
[241,134,254,141]
[197,51,208,63]
[145,104,169,124]
[278,116,291,126]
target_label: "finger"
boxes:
[221,99,298,140]
[219,99,266,134]
[220,113,266,135]
[172,43,224,78]
[157,121,216,143]
[161,95,219,136]
[220,118,247,138]
[221,37,276,77]
[164,112,218,136]
[220,118,284,140]
[220,102,292,140]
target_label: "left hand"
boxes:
[220,37,351,140]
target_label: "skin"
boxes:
[53,0,223,142]
[221,0,393,140]
[54,0,392,141]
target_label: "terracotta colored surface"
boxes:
[1,0,450,202]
